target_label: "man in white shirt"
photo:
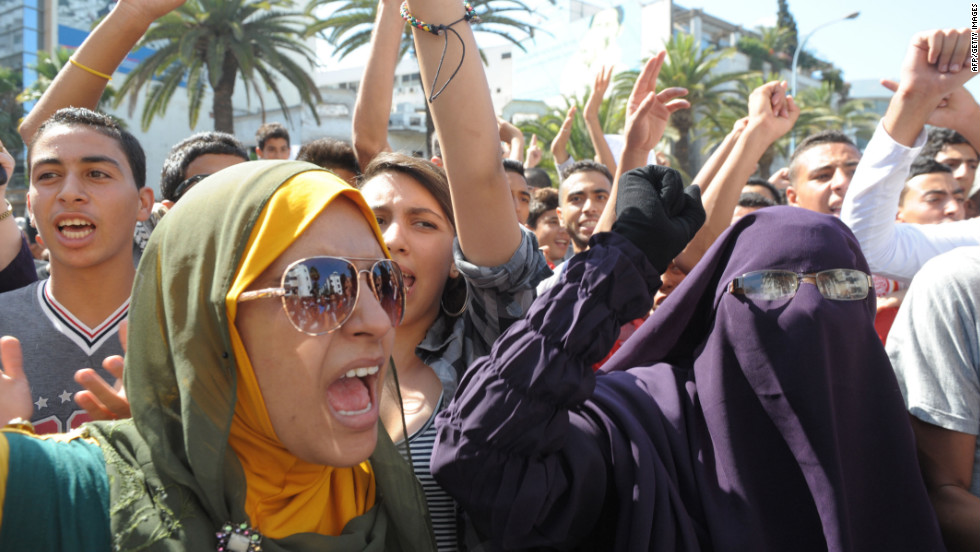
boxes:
[840,28,979,283]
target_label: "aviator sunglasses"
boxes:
[728,269,873,301]
[238,256,405,335]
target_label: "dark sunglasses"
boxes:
[172,173,210,203]
[238,256,405,335]
[728,269,873,301]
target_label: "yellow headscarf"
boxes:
[224,171,388,538]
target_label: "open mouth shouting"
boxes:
[325,364,381,430]
[398,264,416,296]
[56,216,95,240]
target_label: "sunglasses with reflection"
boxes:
[238,256,405,335]
[728,269,873,301]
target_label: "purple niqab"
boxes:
[433,206,944,551]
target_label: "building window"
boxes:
[501,52,511,59]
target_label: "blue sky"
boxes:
[324,0,978,98]
[680,0,977,97]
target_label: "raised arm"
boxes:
[551,106,577,168]
[583,65,618,175]
[675,81,798,273]
[405,0,520,265]
[18,0,184,142]
[882,29,978,148]
[841,28,980,281]
[596,51,688,233]
[0,142,33,288]
[432,167,703,549]
[351,0,404,168]
[524,134,542,169]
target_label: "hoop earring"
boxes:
[440,282,468,317]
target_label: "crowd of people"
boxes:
[0,0,975,549]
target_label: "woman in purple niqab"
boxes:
[433,206,944,551]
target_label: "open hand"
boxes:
[623,51,690,154]
[0,336,33,424]
[550,106,577,164]
[525,134,543,168]
[73,321,131,420]
[584,65,613,122]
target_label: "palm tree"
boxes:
[308,0,542,58]
[698,76,879,178]
[117,0,321,134]
[794,82,878,143]
[18,47,119,117]
[517,93,603,173]
[736,26,793,73]
[308,0,548,156]
[615,33,747,178]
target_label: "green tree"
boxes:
[18,47,120,118]
[794,81,878,142]
[117,0,322,134]
[700,75,878,178]
[736,26,793,72]
[614,33,747,178]
[0,67,24,188]
[308,0,548,156]
[776,0,798,55]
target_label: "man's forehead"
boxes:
[908,172,962,193]
[31,126,128,168]
[561,171,611,197]
[797,142,861,169]
[937,143,980,162]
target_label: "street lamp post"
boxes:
[789,11,860,152]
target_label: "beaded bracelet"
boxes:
[400,1,476,35]
[400,1,479,102]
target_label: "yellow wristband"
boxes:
[69,57,112,81]
[0,200,12,222]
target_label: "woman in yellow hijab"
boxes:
[0,161,434,551]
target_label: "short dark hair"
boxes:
[921,127,979,161]
[900,156,955,206]
[560,159,613,184]
[788,130,857,183]
[745,176,784,205]
[737,192,776,209]
[502,158,525,177]
[160,132,248,201]
[525,167,553,189]
[30,107,146,189]
[907,155,954,182]
[527,187,559,228]
[255,122,290,150]
[296,138,360,175]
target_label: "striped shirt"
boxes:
[399,393,457,550]
[413,227,551,550]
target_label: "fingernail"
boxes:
[950,63,960,72]
[939,64,948,72]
